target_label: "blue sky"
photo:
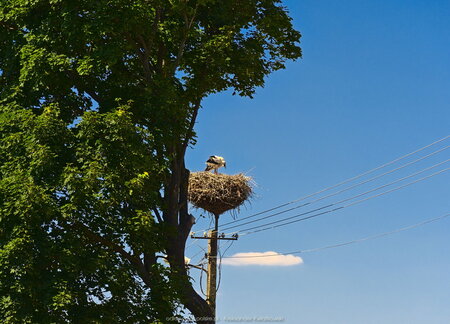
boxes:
[185,1,450,323]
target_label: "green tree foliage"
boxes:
[0,0,301,322]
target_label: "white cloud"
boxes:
[221,251,303,266]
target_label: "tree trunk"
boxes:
[163,152,215,323]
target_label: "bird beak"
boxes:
[224,162,227,168]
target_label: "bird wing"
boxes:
[206,157,220,164]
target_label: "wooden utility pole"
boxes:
[206,214,219,314]
[191,215,238,321]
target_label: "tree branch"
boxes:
[81,88,103,106]
[66,70,105,106]
[144,251,158,273]
[172,3,199,74]
[154,6,168,75]
[152,208,163,223]
[72,222,153,286]
[126,33,155,83]
[182,100,201,152]
[0,21,19,31]
[187,263,208,273]
[73,222,135,261]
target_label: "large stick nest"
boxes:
[188,172,253,216]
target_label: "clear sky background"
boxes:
[185,1,450,323]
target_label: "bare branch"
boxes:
[152,208,163,223]
[73,222,136,262]
[72,222,154,286]
[172,3,199,74]
[187,263,208,273]
[82,88,103,106]
[182,99,201,152]
[132,34,155,82]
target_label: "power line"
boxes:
[186,214,211,251]
[238,165,450,235]
[216,240,234,291]
[188,245,207,263]
[220,212,450,259]
[228,159,450,234]
[199,261,207,297]
[201,135,449,232]
[219,148,449,232]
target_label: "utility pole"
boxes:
[206,214,219,314]
[191,214,238,321]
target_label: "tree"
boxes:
[0,0,301,322]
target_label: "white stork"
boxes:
[205,155,226,174]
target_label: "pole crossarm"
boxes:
[190,233,239,240]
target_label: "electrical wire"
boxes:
[219,146,450,232]
[219,212,450,259]
[237,165,450,235]
[199,261,207,297]
[228,159,450,234]
[216,240,234,292]
[188,246,206,263]
[186,214,211,250]
[186,239,199,249]
[198,134,450,233]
